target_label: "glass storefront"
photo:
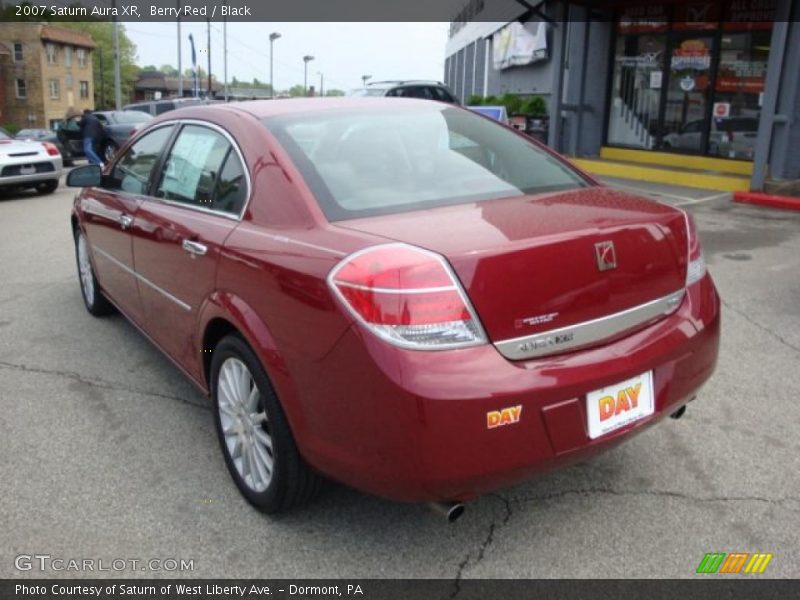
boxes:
[606,1,774,161]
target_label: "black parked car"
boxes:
[57,110,153,163]
[350,80,460,104]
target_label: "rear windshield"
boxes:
[349,88,387,97]
[264,105,587,221]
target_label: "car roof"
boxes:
[367,80,446,87]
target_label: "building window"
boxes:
[80,81,89,99]
[13,43,23,62]
[46,43,57,65]
[64,45,72,67]
[15,79,27,98]
[49,79,60,99]
[77,48,87,67]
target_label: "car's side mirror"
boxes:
[66,164,102,187]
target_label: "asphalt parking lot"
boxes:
[1,173,799,580]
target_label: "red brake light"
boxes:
[43,142,60,156]
[328,244,487,349]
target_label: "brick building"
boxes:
[0,23,95,130]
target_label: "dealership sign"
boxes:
[493,21,547,70]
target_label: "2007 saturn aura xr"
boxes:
[68,98,720,516]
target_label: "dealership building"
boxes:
[444,0,800,194]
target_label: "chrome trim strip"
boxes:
[494,290,686,360]
[92,245,192,312]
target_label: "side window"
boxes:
[405,86,433,99]
[385,88,402,97]
[63,117,81,132]
[213,152,248,215]
[433,87,455,103]
[108,126,175,195]
[155,102,174,115]
[155,125,230,209]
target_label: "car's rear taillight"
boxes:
[328,243,487,349]
[42,142,60,156]
[684,211,706,286]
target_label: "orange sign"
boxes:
[487,405,522,429]
[598,384,641,422]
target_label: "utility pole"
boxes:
[112,0,122,109]
[269,32,281,99]
[207,19,212,98]
[303,55,314,96]
[177,1,182,97]
[223,13,228,101]
[318,72,324,96]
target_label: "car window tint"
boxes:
[156,125,230,209]
[64,118,81,132]
[155,102,174,115]
[212,152,248,215]
[433,87,455,103]
[108,126,174,195]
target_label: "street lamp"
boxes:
[361,74,371,87]
[269,32,281,99]
[303,55,314,95]
[317,71,324,96]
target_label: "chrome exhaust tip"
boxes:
[429,501,465,522]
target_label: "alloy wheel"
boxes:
[77,233,95,306]
[217,357,274,492]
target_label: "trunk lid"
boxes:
[335,187,689,353]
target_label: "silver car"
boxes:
[0,128,63,194]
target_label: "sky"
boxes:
[123,22,451,93]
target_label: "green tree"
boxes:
[325,89,345,97]
[159,64,179,77]
[184,67,208,80]
[60,22,139,109]
[287,84,306,97]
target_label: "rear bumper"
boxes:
[0,158,62,187]
[293,274,720,502]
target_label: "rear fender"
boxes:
[195,291,307,439]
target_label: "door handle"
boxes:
[118,213,133,229]
[182,239,208,256]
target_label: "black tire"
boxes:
[73,228,115,316]
[103,141,118,163]
[211,334,320,513]
[35,180,58,195]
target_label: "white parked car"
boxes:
[0,128,63,194]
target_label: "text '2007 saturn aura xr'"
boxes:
[68,98,720,518]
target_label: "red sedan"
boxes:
[67,99,720,518]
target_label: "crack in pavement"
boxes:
[721,299,800,355]
[508,487,800,513]
[450,494,513,599]
[0,360,210,410]
[448,486,798,593]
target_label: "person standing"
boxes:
[80,109,104,167]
